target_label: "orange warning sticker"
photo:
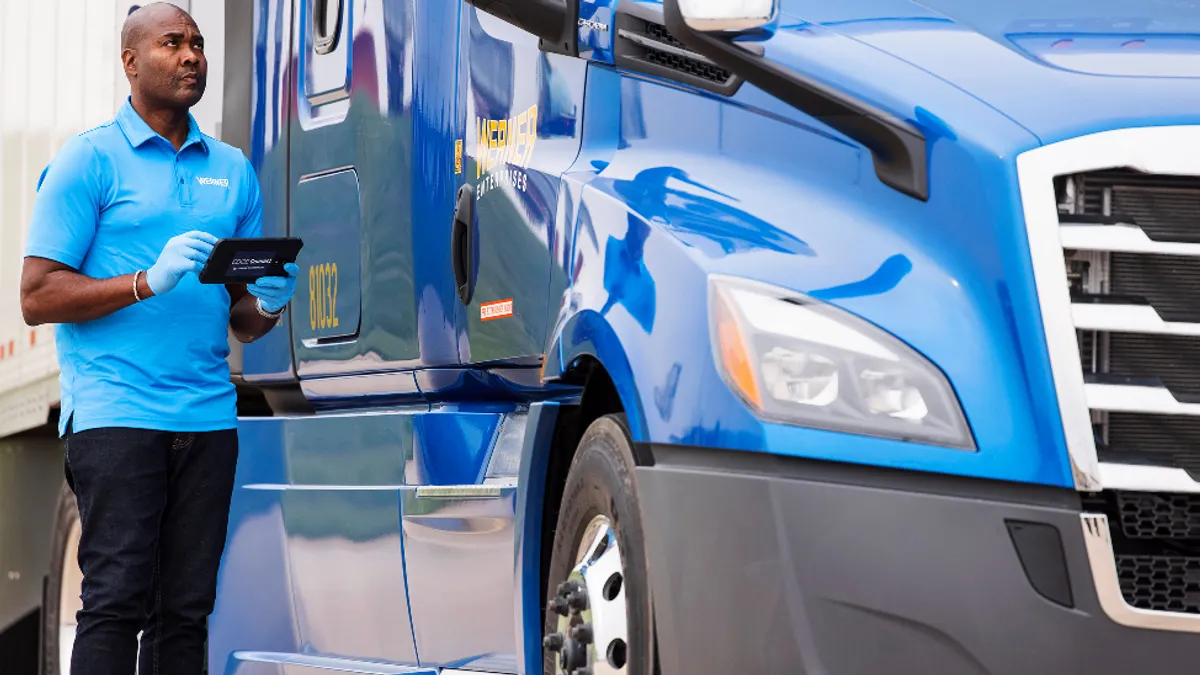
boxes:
[454,139,463,174]
[481,298,514,321]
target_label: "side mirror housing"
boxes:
[677,0,778,34]
[462,0,578,55]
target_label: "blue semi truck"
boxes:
[17,0,1200,673]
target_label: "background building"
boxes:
[0,2,226,670]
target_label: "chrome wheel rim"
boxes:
[59,517,82,675]
[546,515,629,675]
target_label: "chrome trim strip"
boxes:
[1086,383,1200,415]
[1098,463,1200,494]
[1016,125,1200,491]
[1072,303,1200,336]
[1060,224,1200,256]
[233,651,436,673]
[1082,513,1200,633]
[298,165,357,183]
[414,485,503,499]
[242,484,404,491]
[300,370,422,400]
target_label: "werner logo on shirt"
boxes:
[196,177,229,188]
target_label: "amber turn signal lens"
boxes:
[714,292,762,409]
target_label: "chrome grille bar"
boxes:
[1060,223,1200,256]
[1071,303,1200,337]
[1086,383,1200,416]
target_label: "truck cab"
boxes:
[211,0,1200,673]
[6,0,1200,673]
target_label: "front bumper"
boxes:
[635,444,1197,674]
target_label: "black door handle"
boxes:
[451,184,476,306]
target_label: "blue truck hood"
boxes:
[781,0,1200,144]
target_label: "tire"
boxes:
[42,480,82,675]
[543,414,654,675]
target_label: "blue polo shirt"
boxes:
[25,99,262,437]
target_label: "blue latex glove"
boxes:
[146,231,218,296]
[248,262,299,313]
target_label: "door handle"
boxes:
[451,184,477,306]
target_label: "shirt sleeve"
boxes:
[24,136,104,270]
[233,156,263,239]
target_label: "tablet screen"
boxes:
[198,237,304,284]
[227,250,279,278]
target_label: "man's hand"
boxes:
[145,231,218,296]
[227,263,299,343]
[247,262,299,313]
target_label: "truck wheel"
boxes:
[543,414,654,675]
[42,481,82,675]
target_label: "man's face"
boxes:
[125,9,207,109]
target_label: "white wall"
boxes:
[188,0,227,138]
[0,0,224,437]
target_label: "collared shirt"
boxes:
[25,98,262,436]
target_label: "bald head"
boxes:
[120,2,207,113]
[122,3,193,51]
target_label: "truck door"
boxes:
[289,0,421,380]
[455,6,587,365]
[275,0,424,664]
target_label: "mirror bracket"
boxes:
[662,0,930,201]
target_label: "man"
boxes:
[19,4,297,674]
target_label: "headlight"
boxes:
[709,275,975,450]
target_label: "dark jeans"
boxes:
[64,422,239,675]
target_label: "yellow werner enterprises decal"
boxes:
[476,104,537,196]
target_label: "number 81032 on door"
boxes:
[309,262,339,330]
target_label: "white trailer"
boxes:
[0,2,226,671]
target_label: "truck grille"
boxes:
[1062,169,1200,476]
[1023,128,1200,629]
[1062,167,1200,614]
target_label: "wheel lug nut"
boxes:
[567,590,589,611]
[558,580,581,597]
[570,623,593,644]
[549,597,569,616]
[543,632,565,651]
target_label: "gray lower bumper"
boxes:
[635,444,1198,674]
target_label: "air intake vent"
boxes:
[1077,169,1200,243]
[1110,252,1200,324]
[1082,491,1200,615]
[1106,412,1200,480]
[613,4,743,96]
[1117,555,1200,614]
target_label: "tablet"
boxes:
[198,237,305,284]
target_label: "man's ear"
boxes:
[122,49,137,79]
